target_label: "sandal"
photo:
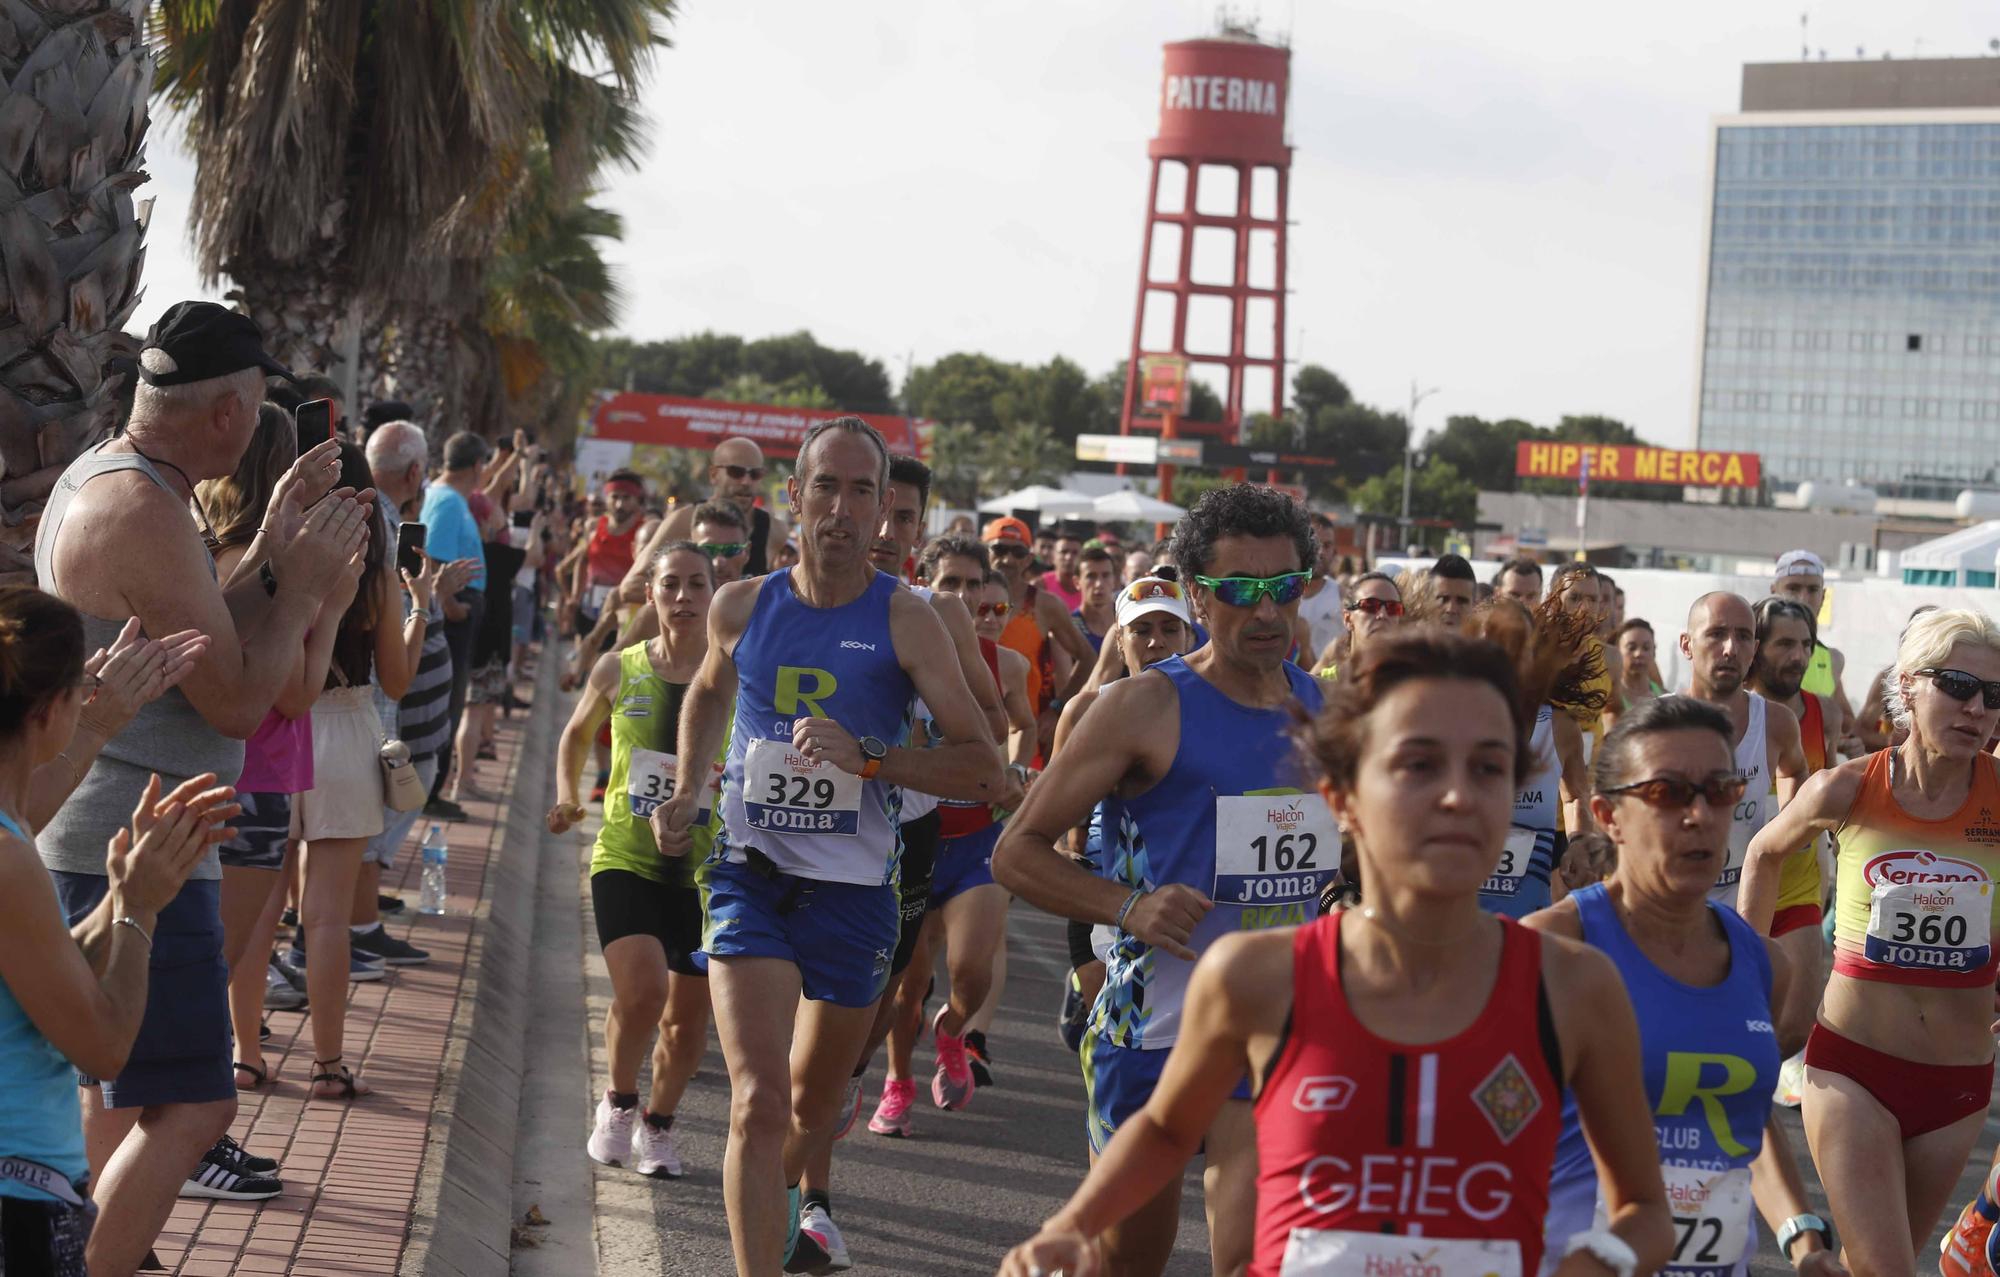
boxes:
[233,1060,271,1091]
[309,1056,371,1100]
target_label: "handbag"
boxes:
[380,738,426,812]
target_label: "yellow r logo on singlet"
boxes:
[775,666,838,719]
[1658,1051,1755,1158]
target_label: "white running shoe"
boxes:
[631,1113,683,1178]
[800,1203,853,1272]
[587,1094,638,1167]
[1772,1053,1805,1109]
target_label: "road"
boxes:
[506,716,1997,1275]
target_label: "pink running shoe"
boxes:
[931,1006,974,1112]
[868,1077,916,1137]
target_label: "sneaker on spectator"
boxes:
[377,894,406,914]
[423,797,468,822]
[181,1140,282,1201]
[286,942,385,983]
[272,952,308,995]
[350,924,429,966]
[263,964,307,1011]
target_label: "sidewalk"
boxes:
[149,672,548,1277]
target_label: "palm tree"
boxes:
[152,0,671,379]
[0,0,153,573]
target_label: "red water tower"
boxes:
[1120,31,1291,474]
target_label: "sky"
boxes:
[132,0,2000,450]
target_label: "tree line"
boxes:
[594,331,1676,522]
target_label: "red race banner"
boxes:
[591,393,920,458]
[1514,441,1760,489]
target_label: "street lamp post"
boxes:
[1398,380,1443,548]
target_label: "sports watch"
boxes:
[857,736,887,780]
[1776,1214,1832,1261]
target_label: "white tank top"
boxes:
[1514,706,1560,834]
[1712,691,1769,908]
[1296,578,1344,657]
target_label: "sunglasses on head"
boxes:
[1193,571,1311,608]
[976,602,1011,619]
[717,464,764,481]
[696,542,747,560]
[1122,578,1185,604]
[1345,596,1405,618]
[1918,667,2000,710]
[1601,774,1749,810]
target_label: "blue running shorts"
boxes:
[703,851,896,1008]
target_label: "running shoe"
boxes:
[350,924,430,966]
[832,1069,865,1141]
[586,1094,639,1167]
[631,1113,683,1179]
[1771,1052,1804,1109]
[931,1006,974,1112]
[285,942,385,983]
[272,951,308,994]
[1057,968,1088,1053]
[867,1078,915,1138]
[180,1140,283,1200]
[1942,1159,2000,1277]
[378,893,406,914]
[799,1203,853,1272]
[784,1185,832,1273]
[965,1030,994,1089]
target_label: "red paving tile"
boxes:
[155,692,538,1275]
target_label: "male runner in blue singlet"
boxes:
[654,418,1003,1277]
[994,484,1333,1277]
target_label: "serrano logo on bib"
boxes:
[1862,851,1992,973]
[1864,849,1987,887]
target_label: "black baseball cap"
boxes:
[138,301,294,387]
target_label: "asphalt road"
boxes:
[508,714,1998,1276]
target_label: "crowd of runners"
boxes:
[530,412,2000,1277]
[5,307,2000,1277]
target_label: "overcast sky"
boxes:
[134,0,1997,449]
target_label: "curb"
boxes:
[400,655,563,1277]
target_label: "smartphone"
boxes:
[511,509,534,530]
[296,399,336,455]
[395,521,427,577]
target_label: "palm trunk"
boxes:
[0,0,154,576]
[226,239,351,380]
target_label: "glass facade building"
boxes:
[1695,107,2000,494]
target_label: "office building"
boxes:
[1693,58,2000,495]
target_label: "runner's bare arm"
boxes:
[931,591,1005,744]
[880,591,1004,803]
[1550,937,1675,1276]
[1769,700,1808,811]
[997,648,1038,766]
[1741,760,1864,933]
[1747,1114,1841,1273]
[551,652,621,825]
[1555,712,1594,834]
[994,674,1200,952]
[1041,590,1097,701]
[999,930,1293,1277]
[619,509,687,605]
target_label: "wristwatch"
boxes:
[1560,1230,1636,1277]
[1776,1214,1832,1261]
[857,736,887,780]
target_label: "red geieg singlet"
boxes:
[1252,911,1562,1277]
[938,638,1006,839]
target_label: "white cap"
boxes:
[1774,549,1825,578]
[1116,577,1192,628]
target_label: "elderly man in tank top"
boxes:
[34,302,371,1276]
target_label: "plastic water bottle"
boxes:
[418,824,449,915]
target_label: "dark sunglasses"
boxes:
[717,464,765,481]
[1344,596,1405,618]
[1601,774,1749,810]
[987,542,1030,559]
[1918,667,2000,710]
[697,542,747,560]
[1194,571,1311,608]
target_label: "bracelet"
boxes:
[113,915,152,949]
[1115,886,1146,934]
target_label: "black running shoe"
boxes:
[181,1141,282,1200]
[377,893,406,914]
[212,1134,280,1175]
[965,1030,994,1089]
[351,924,430,966]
